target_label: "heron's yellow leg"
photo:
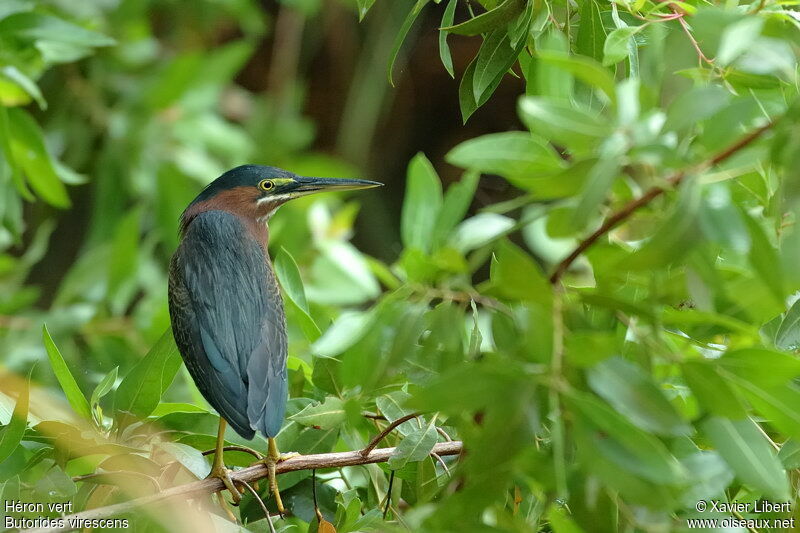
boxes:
[208,419,243,516]
[263,438,300,516]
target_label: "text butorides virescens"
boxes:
[168,165,381,517]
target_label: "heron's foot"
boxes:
[250,450,301,516]
[208,463,243,507]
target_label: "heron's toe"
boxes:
[278,451,300,462]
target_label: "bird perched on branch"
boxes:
[168,165,381,518]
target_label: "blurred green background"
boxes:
[0,0,515,378]
[5,0,800,531]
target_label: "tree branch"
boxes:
[25,441,462,533]
[548,120,776,284]
[360,412,420,457]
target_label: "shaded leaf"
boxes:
[588,357,691,436]
[388,420,438,469]
[442,0,525,36]
[42,325,92,420]
[702,417,789,500]
[114,330,182,419]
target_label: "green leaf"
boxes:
[401,153,443,253]
[356,0,376,20]
[698,183,750,254]
[90,366,118,407]
[717,348,800,387]
[0,66,45,109]
[388,419,438,469]
[289,397,346,429]
[432,171,479,249]
[308,241,380,305]
[730,378,800,441]
[624,178,701,270]
[701,417,789,500]
[459,54,505,123]
[275,247,321,341]
[588,356,691,436]
[376,391,419,436]
[717,17,764,66]
[159,442,211,479]
[312,310,373,357]
[442,0,525,36]
[744,212,784,303]
[452,213,515,252]
[664,86,731,132]
[439,0,457,77]
[151,402,207,416]
[108,207,141,310]
[778,439,800,469]
[388,0,429,86]
[489,240,550,303]
[0,12,115,48]
[0,379,28,464]
[518,97,610,152]
[576,0,606,62]
[275,247,309,312]
[446,132,565,180]
[114,329,182,419]
[565,390,686,484]
[570,157,621,232]
[682,361,747,419]
[603,26,641,66]
[6,108,70,207]
[42,325,92,420]
[536,51,616,105]
[776,298,800,352]
[473,29,518,103]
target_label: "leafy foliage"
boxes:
[3,0,800,532]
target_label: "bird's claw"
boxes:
[208,463,243,520]
[251,449,301,517]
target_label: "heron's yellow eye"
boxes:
[259,179,275,191]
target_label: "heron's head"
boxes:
[180,164,382,234]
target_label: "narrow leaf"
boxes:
[42,325,92,420]
[439,0,457,78]
[0,379,29,464]
[702,417,789,500]
[400,153,443,253]
[442,0,525,36]
[388,420,438,469]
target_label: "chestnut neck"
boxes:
[180,186,270,248]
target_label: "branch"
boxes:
[548,120,775,284]
[360,412,420,457]
[25,441,463,533]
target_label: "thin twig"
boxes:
[431,453,451,476]
[436,427,453,442]
[23,441,462,533]
[548,120,776,283]
[360,413,420,457]
[201,445,264,460]
[383,470,396,519]
[71,471,161,491]
[674,9,714,65]
[239,479,276,533]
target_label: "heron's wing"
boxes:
[169,211,287,439]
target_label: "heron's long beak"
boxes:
[292,176,383,196]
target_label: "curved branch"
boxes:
[25,441,463,533]
[549,120,776,284]
[360,412,421,457]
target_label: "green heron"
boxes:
[168,164,381,517]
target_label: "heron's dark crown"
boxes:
[191,165,293,206]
